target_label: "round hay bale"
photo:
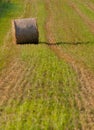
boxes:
[12,18,39,44]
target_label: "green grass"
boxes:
[0,0,94,129]
[47,0,94,71]
[0,44,81,130]
[0,0,25,71]
[0,0,82,129]
[72,0,94,21]
[0,0,25,45]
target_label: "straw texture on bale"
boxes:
[12,18,39,44]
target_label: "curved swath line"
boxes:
[0,60,28,106]
[0,60,25,105]
[0,60,17,79]
[9,60,38,104]
[1,67,28,106]
[0,60,22,88]
[18,57,41,98]
[0,66,23,106]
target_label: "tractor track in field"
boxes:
[74,0,94,12]
[88,3,94,11]
[84,2,94,12]
[79,0,94,12]
[70,2,94,34]
[46,0,94,129]
[0,0,94,129]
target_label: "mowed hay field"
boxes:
[0,0,94,130]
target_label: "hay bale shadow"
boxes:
[39,41,94,45]
[16,41,94,46]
